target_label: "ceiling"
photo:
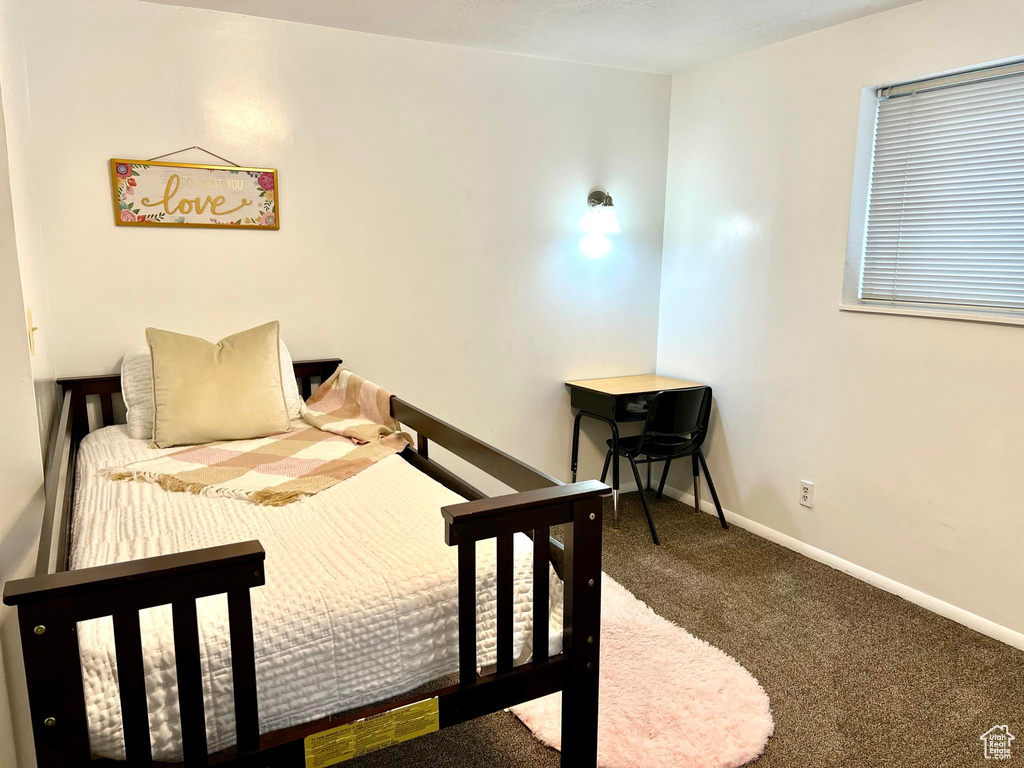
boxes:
[147,0,919,73]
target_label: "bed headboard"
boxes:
[55,358,342,439]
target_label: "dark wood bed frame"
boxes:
[3,359,608,767]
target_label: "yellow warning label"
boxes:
[304,697,440,768]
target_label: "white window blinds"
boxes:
[861,63,1024,312]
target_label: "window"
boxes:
[845,61,1024,322]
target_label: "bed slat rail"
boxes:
[4,542,266,768]
[533,527,550,665]
[392,397,561,493]
[495,534,514,675]
[396,398,569,579]
[37,392,73,577]
[54,374,122,439]
[457,543,477,687]
[173,599,209,765]
[112,610,152,765]
[442,480,606,765]
[228,588,260,755]
[403,448,487,502]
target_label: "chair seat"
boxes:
[605,434,697,459]
[606,434,643,453]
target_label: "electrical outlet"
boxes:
[799,480,814,509]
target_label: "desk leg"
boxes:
[570,411,584,483]
[609,421,620,528]
[570,409,620,526]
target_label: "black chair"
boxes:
[600,387,727,545]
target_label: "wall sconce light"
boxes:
[580,189,619,258]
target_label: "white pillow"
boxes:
[275,340,303,420]
[121,347,156,440]
[121,338,303,440]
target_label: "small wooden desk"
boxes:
[565,374,704,525]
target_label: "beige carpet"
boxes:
[348,491,1023,767]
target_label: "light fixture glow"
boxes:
[579,189,619,258]
[579,232,612,259]
[581,205,620,235]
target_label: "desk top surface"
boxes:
[565,373,704,396]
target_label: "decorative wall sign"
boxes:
[109,159,279,229]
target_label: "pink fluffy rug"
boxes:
[511,575,774,767]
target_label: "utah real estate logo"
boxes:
[980,726,1015,760]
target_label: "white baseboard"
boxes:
[612,480,1024,652]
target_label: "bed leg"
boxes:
[16,605,92,767]
[560,494,602,767]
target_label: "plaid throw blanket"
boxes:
[105,368,411,506]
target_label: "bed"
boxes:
[4,359,607,767]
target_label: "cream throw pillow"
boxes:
[121,338,302,440]
[147,321,290,448]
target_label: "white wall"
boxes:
[0,2,668,762]
[658,0,1024,635]
[1,0,670,489]
[0,76,45,768]
[0,1,55,454]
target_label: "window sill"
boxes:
[838,302,1024,328]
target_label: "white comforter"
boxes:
[72,425,562,761]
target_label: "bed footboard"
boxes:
[3,541,266,767]
[442,480,606,764]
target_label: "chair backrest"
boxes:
[637,387,712,457]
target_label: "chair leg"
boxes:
[646,458,651,491]
[600,448,612,484]
[691,453,701,514]
[627,456,660,546]
[656,459,671,499]
[697,448,728,530]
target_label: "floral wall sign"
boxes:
[109,159,279,229]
